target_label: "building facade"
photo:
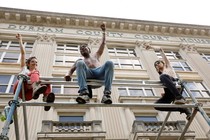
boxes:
[0,7,210,140]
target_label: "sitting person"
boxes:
[65,23,114,104]
[145,44,192,120]
[13,33,55,111]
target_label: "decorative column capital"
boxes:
[36,33,56,44]
[136,40,152,50]
[179,43,197,53]
[88,37,100,46]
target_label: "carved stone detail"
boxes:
[88,37,100,45]
[180,43,197,53]
[36,34,56,43]
[136,40,152,50]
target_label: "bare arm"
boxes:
[64,59,82,81]
[145,43,170,67]
[159,48,170,67]
[16,34,25,69]
[95,23,106,59]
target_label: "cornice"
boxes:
[1,7,210,37]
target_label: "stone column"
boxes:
[179,43,210,87]
[32,33,56,76]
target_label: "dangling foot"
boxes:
[32,82,47,99]
[101,91,112,104]
[76,90,90,104]
[43,93,55,111]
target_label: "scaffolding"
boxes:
[0,73,208,140]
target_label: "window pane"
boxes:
[145,89,154,96]
[191,91,202,97]
[195,83,206,90]
[59,116,83,122]
[52,86,61,94]
[118,88,127,96]
[0,85,7,93]
[0,75,10,84]
[129,89,143,96]
[186,83,196,90]
[64,87,78,94]
[135,116,157,122]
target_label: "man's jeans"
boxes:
[76,60,114,93]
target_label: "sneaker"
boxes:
[101,91,112,104]
[76,90,90,104]
[43,93,55,111]
[174,98,186,104]
[32,82,47,99]
[76,95,90,104]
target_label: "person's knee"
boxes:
[105,61,114,69]
[76,60,85,68]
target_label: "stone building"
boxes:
[0,7,210,140]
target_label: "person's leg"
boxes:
[42,84,55,111]
[13,81,33,101]
[92,61,114,104]
[76,60,93,93]
[76,60,93,103]
[155,88,192,120]
[160,74,186,104]
[29,70,47,99]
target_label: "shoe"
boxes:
[32,82,47,99]
[174,98,186,104]
[43,93,55,111]
[101,91,112,104]
[76,90,90,104]
[76,95,90,104]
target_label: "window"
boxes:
[109,47,143,69]
[54,55,81,66]
[135,116,158,122]
[156,51,192,71]
[200,53,210,66]
[54,43,82,66]
[182,82,210,98]
[59,116,84,122]
[52,85,78,94]
[57,43,79,53]
[0,75,17,93]
[118,87,155,96]
[0,40,33,63]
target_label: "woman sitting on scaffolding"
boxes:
[13,33,55,111]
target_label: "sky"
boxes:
[0,0,210,26]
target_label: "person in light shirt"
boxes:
[146,44,192,120]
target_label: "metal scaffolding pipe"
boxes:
[20,102,198,108]
[155,112,171,140]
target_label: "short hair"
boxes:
[154,60,165,67]
[26,56,37,69]
[80,44,91,53]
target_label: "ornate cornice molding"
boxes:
[1,7,210,37]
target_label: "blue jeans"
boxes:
[76,60,114,93]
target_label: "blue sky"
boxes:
[0,0,210,26]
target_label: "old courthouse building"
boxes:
[0,7,210,140]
